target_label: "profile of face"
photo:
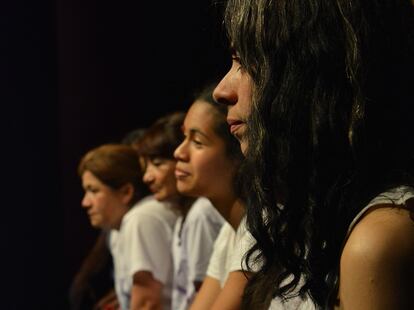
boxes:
[174,101,237,200]
[142,157,178,201]
[81,170,131,230]
[213,56,253,154]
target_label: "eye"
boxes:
[192,139,203,147]
[86,187,99,194]
[151,158,165,166]
[231,54,244,72]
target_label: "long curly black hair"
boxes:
[222,0,414,308]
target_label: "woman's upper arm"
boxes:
[209,271,250,310]
[189,276,221,310]
[339,207,414,310]
[130,271,163,310]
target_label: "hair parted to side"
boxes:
[78,144,148,206]
[138,111,186,160]
[223,0,414,308]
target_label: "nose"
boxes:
[81,193,90,208]
[213,70,238,106]
[174,140,188,162]
[142,167,154,184]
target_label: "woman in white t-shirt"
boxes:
[78,144,178,310]
[174,83,248,310]
[139,111,225,310]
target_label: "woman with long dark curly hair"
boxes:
[213,0,414,309]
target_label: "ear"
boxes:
[118,183,134,205]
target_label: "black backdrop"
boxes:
[3,0,228,308]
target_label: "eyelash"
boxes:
[183,133,203,147]
[231,55,244,72]
[151,158,165,166]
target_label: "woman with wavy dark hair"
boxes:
[213,0,414,309]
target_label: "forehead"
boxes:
[82,170,102,185]
[184,102,218,133]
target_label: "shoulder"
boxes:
[122,202,177,233]
[217,222,234,240]
[188,197,217,216]
[339,205,414,308]
[343,205,414,264]
[132,197,177,221]
[186,197,224,224]
[210,223,234,252]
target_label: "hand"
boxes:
[93,289,119,310]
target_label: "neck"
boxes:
[112,204,130,230]
[210,193,245,230]
[169,195,196,216]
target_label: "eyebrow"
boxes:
[188,128,212,143]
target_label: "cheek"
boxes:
[95,195,115,216]
[240,79,253,114]
[194,156,223,183]
[155,168,170,184]
[208,156,235,184]
[160,165,177,187]
[164,171,178,194]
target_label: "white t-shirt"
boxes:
[206,217,254,287]
[171,197,225,310]
[108,196,178,310]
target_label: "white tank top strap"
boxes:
[346,185,414,237]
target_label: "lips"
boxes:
[175,167,190,179]
[227,118,245,137]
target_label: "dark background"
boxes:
[3,0,229,308]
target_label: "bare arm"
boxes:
[189,276,221,310]
[130,271,163,310]
[189,271,250,310]
[210,271,250,310]
[339,206,414,310]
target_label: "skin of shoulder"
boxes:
[338,205,414,310]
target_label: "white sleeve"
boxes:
[123,213,173,284]
[206,224,229,281]
[185,213,224,282]
[229,220,257,272]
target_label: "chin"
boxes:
[154,192,168,202]
[240,141,248,155]
[177,183,190,193]
[178,185,201,198]
[90,221,103,229]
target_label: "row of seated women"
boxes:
[72,0,414,308]
[75,83,251,310]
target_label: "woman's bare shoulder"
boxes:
[344,204,414,259]
[338,205,414,309]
